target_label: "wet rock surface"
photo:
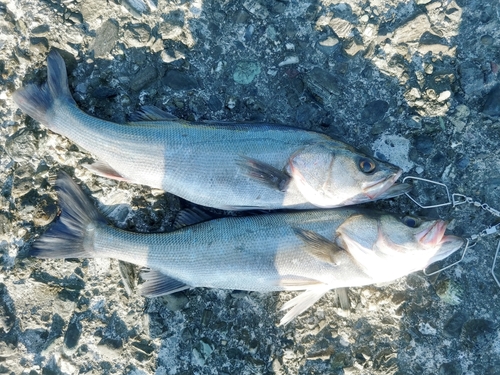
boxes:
[1,0,500,374]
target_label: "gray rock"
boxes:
[443,312,467,338]
[130,67,158,92]
[439,362,461,375]
[461,319,496,348]
[361,100,389,125]
[306,67,339,104]
[98,312,129,349]
[414,135,434,156]
[63,315,82,350]
[92,19,119,58]
[482,84,500,117]
[163,70,199,90]
[233,61,261,85]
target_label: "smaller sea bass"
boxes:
[13,51,410,211]
[30,173,463,325]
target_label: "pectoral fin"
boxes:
[129,105,179,122]
[82,160,129,182]
[237,156,290,192]
[279,288,330,326]
[293,228,343,265]
[139,269,189,297]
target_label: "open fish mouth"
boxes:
[416,220,447,246]
[363,170,408,200]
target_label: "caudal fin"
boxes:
[30,172,106,259]
[13,50,76,126]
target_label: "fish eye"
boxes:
[358,158,376,173]
[403,216,421,228]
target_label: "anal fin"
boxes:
[82,160,129,182]
[237,156,290,192]
[139,269,189,297]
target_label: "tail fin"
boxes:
[13,50,76,126]
[30,172,106,259]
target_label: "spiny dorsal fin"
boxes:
[293,227,343,265]
[129,105,178,122]
[139,269,189,297]
[237,156,290,192]
[82,160,129,182]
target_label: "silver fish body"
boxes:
[13,51,409,210]
[31,173,463,324]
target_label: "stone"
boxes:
[233,61,261,85]
[361,100,389,125]
[163,70,199,90]
[92,19,119,58]
[306,67,339,104]
[482,84,500,117]
[443,312,467,338]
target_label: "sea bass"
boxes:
[31,173,463,325]
[13,51,410,211]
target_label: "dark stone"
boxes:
[419,31,447,45]
[92,19,119,58]
[98,312,128,349]
[43,314,65,350]
[482,84,500,117]
[443,311,467,338]
[29,37,49,54]
[439,362,461,375]
[361,100,390,125]
[414,135,434,155]
[163,70,199,91]
[91,87,118,99]
[456,155,470,170]
[296,104,317,126]
[306,67,339,103]
[130,67,158,92]
[207,95,223,112]
[0,283,16,334]
[64,318,82,350]
[462,319,496,348]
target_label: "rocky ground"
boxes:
[1,0,500,374]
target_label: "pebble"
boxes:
[443,311,467,338]
[63,316,82,351]
[163,70,199,90]
[361,100,389,125]
[306,67,339,103]
[461,319,496,348]
[92,19,119,58]
[233,61,261,85]
[414,135,434,156]
[482,84,500,117]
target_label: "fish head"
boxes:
[335,211,464,282]
[288,142,410,208]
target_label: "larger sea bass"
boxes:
[31,173,463,325]
[13,51,409,210]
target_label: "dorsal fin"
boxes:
[129,105,178,122]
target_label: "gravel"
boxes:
[1,0,500,374]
